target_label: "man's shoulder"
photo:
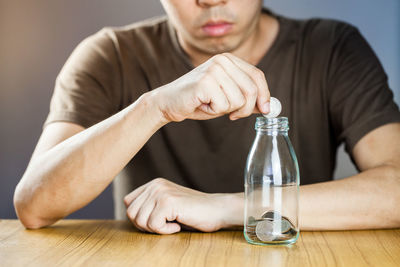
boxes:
[71,15,171,72]
[282,15,359,44]
[93,15,169,44]
[111,16,168,34]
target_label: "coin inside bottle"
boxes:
[245,211,298,243]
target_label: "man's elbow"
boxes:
[17,214,48,230]
[14,202,45,230]
[13,184,56,229]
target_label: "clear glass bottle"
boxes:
[244,117,300,245]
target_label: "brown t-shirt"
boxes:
[45,10,400,219]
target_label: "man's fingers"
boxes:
[160,222,181,234]
[222,53,270,114]
[147,203,181,234]
[197,76,230,115]
[125,178,183,234]
[124,183,147,207]
[212,54,260,119]
[210,64,245,112]
[134,201,156,232]
[229,87,257,120]
[252,106,261,114]
[126,187,152,229]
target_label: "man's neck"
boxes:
[179,12,279,67]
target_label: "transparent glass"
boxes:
[244,117,300,246]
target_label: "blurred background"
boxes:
[1,0,399,219]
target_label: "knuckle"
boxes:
[208,61,225,75]
[126,209,133,220]
[232,98,245,110]
[148,220,161,231]
[151,178,175,196]
[208,64,220,73]
[216,101,230,114]
[153,177,166,183]
[245,87,257,97]
[212,106,221,114]
[211,54,226,63]
[239,94,246,104]
[236,108,252,118]
[254,69,265,80]
[250,89,257,97]
[249,67,263,79]
[123,196,130,207]
[200,74,215,85]
[242,108,253,117]
[136,215,147,229]
[223,100,231,111]
[152,178,169,189]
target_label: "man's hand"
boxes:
[124,178,237,234]
[152,53,270,123]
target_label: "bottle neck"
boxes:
[255,117,289,135]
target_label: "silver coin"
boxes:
[255,220,275,242]
[247,216,257,225]
[263,97,282,118]
[261,211,293,233]
[261,210,281,220]
[279,218,292,233]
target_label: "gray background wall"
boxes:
[1,0,399,219]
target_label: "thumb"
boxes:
[157,222,181,234]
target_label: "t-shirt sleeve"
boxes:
[327,23,400,154]
[44,28,122,129]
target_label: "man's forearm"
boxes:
[14,92,166,228]
[225,165,400,230]
[299,164,400,230]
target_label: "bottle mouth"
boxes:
[255,117,289,131]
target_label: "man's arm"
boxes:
[233,123,400,230]
[14,95,167,229]
[14,53,270,229]
[230,123,400,230]
[123,123,400,233]
[299,122,400,230]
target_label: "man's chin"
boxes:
[196,41,237,55]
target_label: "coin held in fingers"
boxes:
[263,97,282,118]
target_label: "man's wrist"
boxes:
[217,193,244,229]
[134,90,170,128]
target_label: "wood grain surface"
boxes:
[0,220,399,267]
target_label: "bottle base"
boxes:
[244,229,300,246]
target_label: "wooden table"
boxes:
[1,220,399,266]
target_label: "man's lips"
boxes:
[201,21,233,37]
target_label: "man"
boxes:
[14,0,400,234]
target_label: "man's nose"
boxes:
[197,0,227,8]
